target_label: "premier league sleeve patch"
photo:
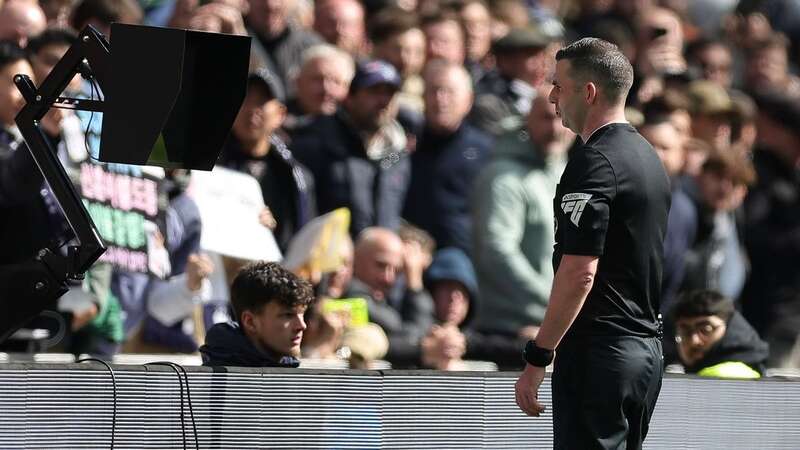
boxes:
[555,150,614,256]
[561,193,592,227]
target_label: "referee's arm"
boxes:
[515,254,597,417]
[533,254,598,351]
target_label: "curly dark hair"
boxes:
[230,261,314,324]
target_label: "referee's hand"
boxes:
[515,364,546,417]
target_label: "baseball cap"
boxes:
[349,59,402,93]
[247,67,285,103]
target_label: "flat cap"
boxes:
[492,25,554,53]
[687,80,734,116]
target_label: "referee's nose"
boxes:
[548,85,558,105]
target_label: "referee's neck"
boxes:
[579,106,628,143]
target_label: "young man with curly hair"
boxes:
[201,262,314,367]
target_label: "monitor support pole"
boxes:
[0,25,110,342]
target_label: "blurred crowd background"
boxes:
[0,0,798,374]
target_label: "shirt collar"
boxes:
[583,121,629,144]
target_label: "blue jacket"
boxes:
[201,321,300,368]
[661,184,697,312]
[291,111,411,236]
[403,123,493,252]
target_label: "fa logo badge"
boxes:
[561,193,592,227]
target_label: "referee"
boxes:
[514,38,670,450]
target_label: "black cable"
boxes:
[172,363,199,449]
[48,75,99,272]
[83,76,96,159]
[146,362,185,449]
[145,362,198,450]
[41,77,97,252]
[76,357,116,450]
[147,361,199,449]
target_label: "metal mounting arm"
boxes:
[13,25,111,279]
[0,25,111,342]
[0,22,251,343]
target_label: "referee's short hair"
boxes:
[555,37,634,104]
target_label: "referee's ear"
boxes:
[584,82,598,105]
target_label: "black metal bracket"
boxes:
[0,25,113,342]
[51,97,105,112]
[12,25,111,280]
[0,249,70,343]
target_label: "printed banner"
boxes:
[79,161,164,274]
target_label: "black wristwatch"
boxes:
[523,340,555,367]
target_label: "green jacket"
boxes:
[83,262,124,344]
[471,127,566,334]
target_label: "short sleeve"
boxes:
[556,150,616,256]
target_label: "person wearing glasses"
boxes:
[672,290,768,379]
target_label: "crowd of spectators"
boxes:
[0,0,799,374]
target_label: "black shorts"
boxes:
[551,335,663,450]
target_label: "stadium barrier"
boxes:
[0,364,798,449]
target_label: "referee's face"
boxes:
[549,60,584,135]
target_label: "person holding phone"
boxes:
[635,5,687,76]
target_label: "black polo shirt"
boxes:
[553,123,671,339]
